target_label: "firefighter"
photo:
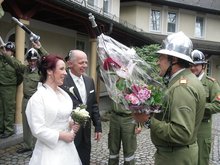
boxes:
[0,42,23,138]
[147,32,206,165]
[190,49,220,165]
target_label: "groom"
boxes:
[61,49,102,165]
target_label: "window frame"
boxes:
[86,0,98,11]
[167,11,177,33]
[150,8,162,32]
[103,0,111,14]
[206,60,212,76]
[195,15,205,38]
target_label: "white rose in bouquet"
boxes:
[71,104,90,127]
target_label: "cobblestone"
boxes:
[0,114,220,165]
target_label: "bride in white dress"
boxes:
[26,55,82,165]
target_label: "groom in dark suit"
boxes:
[61,50,102,165]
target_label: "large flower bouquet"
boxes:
[97,34,164,121]
[71,104,90,127]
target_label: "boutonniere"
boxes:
[69,86,76,97]
[63,86,77,98]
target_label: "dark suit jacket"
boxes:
[61,70,102,146]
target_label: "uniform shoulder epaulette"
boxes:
[206,76,216,82]
[179,77,188,84]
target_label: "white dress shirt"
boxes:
[69,70,87,104]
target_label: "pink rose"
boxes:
[137,88,151,102]
[125,93,140,105]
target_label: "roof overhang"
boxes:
[2,0,154,47]
[2,0,220,55]
[143,32,220,56]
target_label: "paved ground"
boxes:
[1,113,220,165]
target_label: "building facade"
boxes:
[120,0,220,82]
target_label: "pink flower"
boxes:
[131,84,141,94]
[125,93,140,105]
[137,88,151,103]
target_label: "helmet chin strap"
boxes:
[163,60,178,86]
[163,65,172,86]
[196,69,205,77]
[195,64,205,77]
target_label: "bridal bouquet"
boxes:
[71,104,90,127]
[97,34,164,118]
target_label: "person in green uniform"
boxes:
[0,0,4,19]
[108,102,141,165]
[0,42,23,138]
[144,31,206,165]
[15,41,48,153]
[190,49,220,165]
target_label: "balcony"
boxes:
[66,0,143,32]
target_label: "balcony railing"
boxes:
[66,0,143,32]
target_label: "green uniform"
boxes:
[108,103,137,165]
[21,67,40,149]
[20,46,47,149]
[0,55,23,135]
[150,69,206,165]
[197,74,220,165]
[1,47,47,147]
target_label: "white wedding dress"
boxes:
[26,84,82,165]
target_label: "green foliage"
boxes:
[147,85,164,106]
[134,44,160,70]
[116,78,127,91]
[134,44,162,83]
[79,104,87,109]
[134,44,165,110]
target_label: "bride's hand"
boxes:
[59,131,75,143]
[72,122,80,133]
[69,121,80,133]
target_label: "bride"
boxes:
[26,54,82,165]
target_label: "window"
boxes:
[103,0,110,13]
[150,10,161,31]
[87,0,94,6]
[195,16,204,38]
[167,12,177,33]
[206,60,211,76]
[87,0,98,11]
[76,40,85,51]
